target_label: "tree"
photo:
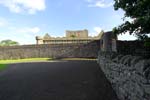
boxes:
[113,0,150,35]
[70,34,76,38]
[0,40,19,46]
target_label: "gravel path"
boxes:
[0,60,118,100]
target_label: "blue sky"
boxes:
[0,0,136,44]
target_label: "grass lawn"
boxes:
[0,58,52,64]
[0,64,8,71]
[0,58,52,71]
[0,57,96,71]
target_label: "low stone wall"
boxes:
[0,41,100,60]
[97,52,150,100]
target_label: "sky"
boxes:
[0,0,137,45]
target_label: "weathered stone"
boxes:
[119,55,131,64]
[97,52,150,100]
[143,84,150,96]
[122,55,132,66]
[131,56,143,66]
[0,41,100,60]
[143,60,150,81]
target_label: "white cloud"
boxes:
[86,0,93,3]
[94,27,102,33]
[89,26,137,40]
[118,32,137,41]
[0,0,46,14]
[89,27,103,37]
[0,17,8,27]
[87,0,113,8]
[17,27,40,34]
[0,27,41,44]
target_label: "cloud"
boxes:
[118,32,137,41]
[89,27,103,37]
[0,27,41,44]
[16,27,41,44]
[17,27,40,34]
[0,0,46,14]
[86,0,93,3]
[0,17,8,27]
[87,0,113,8]
[94,27,102,33]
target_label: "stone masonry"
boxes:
[97,52,150,100]
[36,29,102,44]
[0,41,100,60]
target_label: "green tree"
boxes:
[113,0,150,35]
[0,40,19,46]
[70,34,76,38]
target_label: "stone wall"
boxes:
[97,52,150,100]
[0,41,100,60]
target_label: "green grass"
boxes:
[0,64,8,71]
[0,57,96,72]
[0,58,52,71]
[0,58,52,64]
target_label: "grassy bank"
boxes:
[0,58,52,64]
[0,58,52,71]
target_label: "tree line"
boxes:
[0,40,19,46]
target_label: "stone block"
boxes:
[97,53,150,100]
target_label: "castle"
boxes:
[36,29,103,44]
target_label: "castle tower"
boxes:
[66,29,88,38]
[100,31,117,52]
[36,36,43,44]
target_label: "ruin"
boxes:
[36,29,102,44]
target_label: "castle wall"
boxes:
[37,39,43,44]
[100,31,117,52]
[66,29,88,38]
[0,41,100,60]
[35,29,101,45]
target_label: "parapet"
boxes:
[36,36,43,40]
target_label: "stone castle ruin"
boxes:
[36,29,102,45]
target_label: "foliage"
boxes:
[113,0,150,35]
[144,38,150,47]
[136,34,148,41]
[70,34,76,38]
[0,39,19,46]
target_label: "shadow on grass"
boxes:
[0,64,8,71]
